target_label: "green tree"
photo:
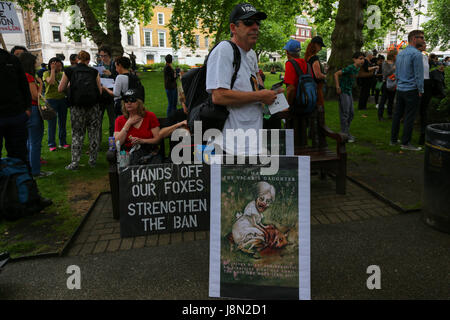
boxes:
[15,0,155,58]
[160,0,299,59]
[301,0,415,98]
[422,0,450,51]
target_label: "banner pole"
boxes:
[0,33,7,50]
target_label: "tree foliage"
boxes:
[159,0,299,58]
[422,0,450,51]
[14,0,155,57]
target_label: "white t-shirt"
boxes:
[206,41,263,155]
[422,54,430,80]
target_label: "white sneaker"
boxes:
[375,104,379,109]
[400,144,422,151]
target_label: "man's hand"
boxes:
[336,87,342,95]
[103,70,112,76]
[259,88,283,105]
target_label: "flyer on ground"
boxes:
[209,156,310,300]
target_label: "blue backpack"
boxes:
[288,59,317,115]
[0,158,43,221]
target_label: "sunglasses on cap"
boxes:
[240,19,261,27]
[123,97,137,103]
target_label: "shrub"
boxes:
[259,61,285,72]
[427,66,450,123]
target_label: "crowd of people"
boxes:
[1,2,448,184]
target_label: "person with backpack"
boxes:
[58,50,102,170]
[43,57,70,152]
[284,39,317,115]
[102,56,145,116]
[334,52,367,143]
[205,3,279,155]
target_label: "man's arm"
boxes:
[286,84,296,107]
[211,87,280,107]
[58,73,69,93]
[334,70,342,95]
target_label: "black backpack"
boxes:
[70,65,99,107]
[183,40,241,133]
[126,73,145,102]
[0,158,45,221]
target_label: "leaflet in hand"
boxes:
[267,93,289,115]
[101,78,115,89]
[94,66,105,75]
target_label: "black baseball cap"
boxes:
[229,3,267,23]
[311,36,326,48]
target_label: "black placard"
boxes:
[119,163,210,238]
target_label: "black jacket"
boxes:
[0,49,31,117]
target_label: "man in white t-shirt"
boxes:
[206,3,281,155]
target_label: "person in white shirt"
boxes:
[417,42,432,145]
[206,3,282,155]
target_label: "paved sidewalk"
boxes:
[66,175,399,257]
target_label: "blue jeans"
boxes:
[165,88,178,117]
[46,98,68,147]
[27,105,44,176]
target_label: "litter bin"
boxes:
[423,123,450,233]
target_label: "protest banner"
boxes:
[209,156,310,300]
[119,163,210,238]
[0,2,22,34]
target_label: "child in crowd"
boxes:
[334,52,377,142]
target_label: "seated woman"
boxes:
[114,90,160,159]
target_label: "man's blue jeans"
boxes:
[46,98,68,147]
[166,88,178,117]
[27,105,44,176]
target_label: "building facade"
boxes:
[291,16,313,44]
[139,6,210,66]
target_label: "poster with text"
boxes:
[0,2,22,33]
[267,129,294,156]
[209,156,310,300]
[119,163,210,238]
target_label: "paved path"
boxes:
[1,176,448,300]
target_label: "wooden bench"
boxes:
[272,106,348,194]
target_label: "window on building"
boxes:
[196,19,200,28]
[390,34,397,46]
[52,26,61,42]
[25,30,31,46]
[301,29,305,36]
[144,30,152,46]
[127,33,134,46]
[205,36,209,48]
[158,32,166,47]
[296,28,299,36]
[158,13,164,25]
[306,30,310,37]
[406,17,413,25]
[195,35,200,47]
[160,55,166,62]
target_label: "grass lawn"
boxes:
[0,70,422,258]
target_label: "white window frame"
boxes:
[158,31,166,47]
[301,29,305,36]
[127,33,134,46]
[195,35,200,47]
[158,13,164,25]
[144,29,152,47]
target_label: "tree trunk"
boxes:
[325,0,367,100]
[75,0,124,59]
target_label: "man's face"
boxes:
[99,50,110,63]
[13,49,25,57]
[412,34,425,47]
[232,19,260,48]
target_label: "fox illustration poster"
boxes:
[209,156,311,300]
